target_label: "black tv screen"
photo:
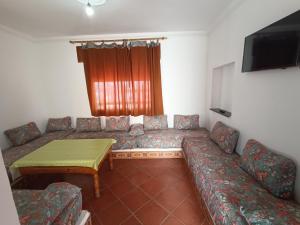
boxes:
[242,10,300,72]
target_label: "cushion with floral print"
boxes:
[46,116,72,132]
[129,124,144,136]
[143,115,168,130]
[240,139,296,200]
[76,117,101,132]
[13,182,82,225]
[174,115,200,130]
[209,121,239,154]
[5,122,42,146]
[105,116,130,132]
[240,198,300,225]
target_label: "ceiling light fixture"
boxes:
[85,2,94,16]
[77,0,107,16]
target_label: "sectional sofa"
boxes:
[183,121,300,225]
[3,116,300,224]
[2,115,209,180]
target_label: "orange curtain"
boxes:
[77,44,164,116]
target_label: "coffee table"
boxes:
[11,139,116,198]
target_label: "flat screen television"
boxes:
[242,10,300,72]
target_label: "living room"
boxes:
[0,0,300,225]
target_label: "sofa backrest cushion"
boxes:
[5,122,42,146]
[129,124,144,136]
[240,139,296,200]
[143,115,168,130]
[105,116,130,132]
[210,121,239,154]
[46,116,72,132]
[76,118,101,132]
[174,115,200,130]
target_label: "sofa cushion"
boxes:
[143,115,168,130]
[66,131,137,150]
[5,122,42,146]
[240,139,296,200]
[76,117,101,132]
[183,137,300,225]
[137,128,209,148]
[105,116,130,132]
[210,121,239,154]
[129,124,144,136]
[46,116,72,132]
[240,199,300,225]
[174,115,199,130]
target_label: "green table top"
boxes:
[11,139,116,170]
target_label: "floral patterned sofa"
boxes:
[13,182,82,225]
[3,117,74,181]
[183,122,300,225]
[66,115,209,149]
[2,115,208,180]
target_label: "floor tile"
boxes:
[155,186,188,212]
[19,159,214,225]
[121,216,142,225]
[102,170,126,187]
[139,177,169,197]
[128,170,152,186]
[173,179,195,196]
[120,188,150,212]
[172,198,204,225]
[91,214,103,225]
[141,167,164,177]
[116,164,139,178]
[97,201,131,225]
[90,189,118,212]
[161,216,185,225]
[158,170,182,184]
[114,159,135,169]
[109,179,136,198]
[135,201,168,225]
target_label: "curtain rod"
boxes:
[69,37,167,44]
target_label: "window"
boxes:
[76,44,164,116]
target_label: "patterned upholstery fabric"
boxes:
[210,121,239,154]
[5,122,42,146]
[240,200,300,225]
[174,115,200,130]
[183,137,300,225]
[137,128,209,148]
[105,116,130,132]
[66,131,137,150]
[143,115,168,130]
[240,139,296,200]
[76,117,101,132]
[129,124,144,136]
[67,128,209,149]
[13,182,82,225]
[2,130,74,181]
[46,116,72,132]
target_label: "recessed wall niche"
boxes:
[210,62,234,117]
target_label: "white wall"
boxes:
[0,150,20,225]
[37,32,208,127]
[0,28,49,149]
[206,0,300,201]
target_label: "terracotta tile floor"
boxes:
[88,159,213,225]
[19,159,214,225]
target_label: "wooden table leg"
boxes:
[93,173,100,198]
[109,150,114,171]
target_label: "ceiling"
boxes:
[0,0,239,39]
